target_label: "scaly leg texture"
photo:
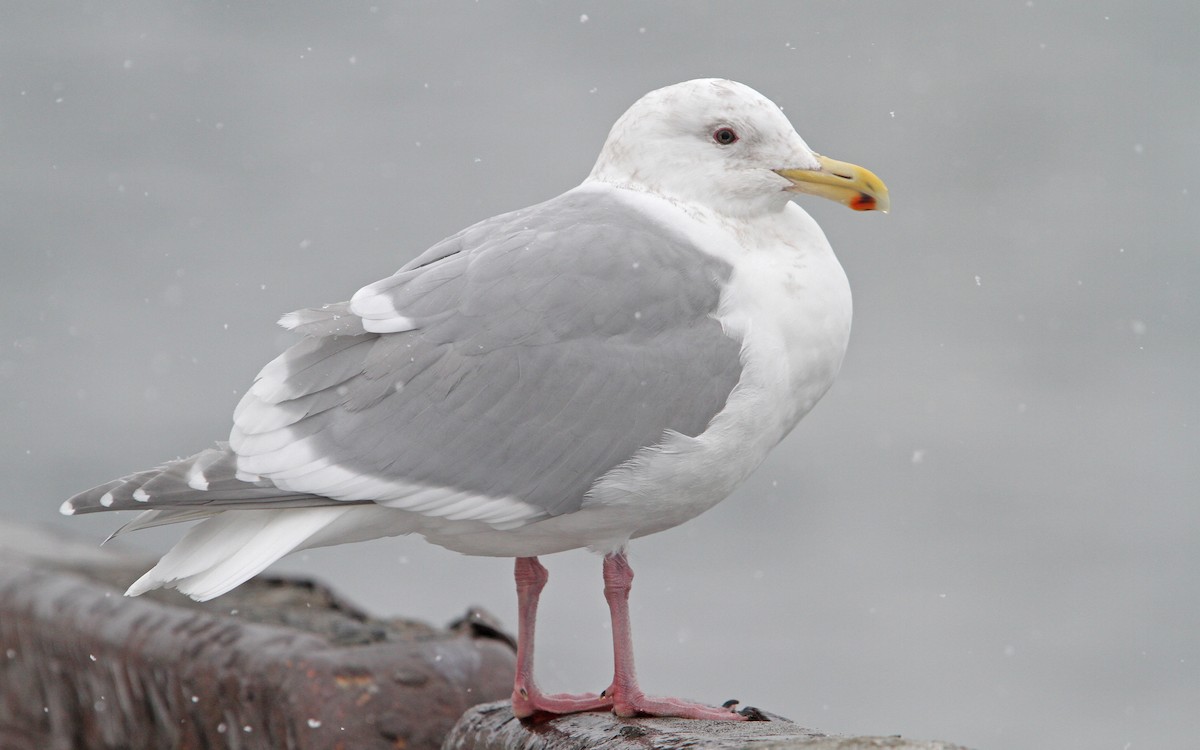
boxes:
[510,556,612,718]
[599,552,746,720]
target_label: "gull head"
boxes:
[588,78,888,218]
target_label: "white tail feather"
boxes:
[125,507,353,601]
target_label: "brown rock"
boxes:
[0,521,515,750]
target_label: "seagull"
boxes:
[62,78,888,720]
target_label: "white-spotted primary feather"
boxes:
[63,78,888,721]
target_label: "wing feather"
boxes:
[68,188,743,532]
[231,189,743,520]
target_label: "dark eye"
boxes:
[712,127,739,145]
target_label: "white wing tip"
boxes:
[277,311,302,330]
[349,280,419,332]
[361,315,418,334]
[348,284,379,308]
[186,462,210,491]
[59,500,76,515]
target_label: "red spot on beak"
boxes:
[849,193,877,211]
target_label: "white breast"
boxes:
[596,192,851,538]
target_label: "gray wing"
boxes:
[69,190,744,528]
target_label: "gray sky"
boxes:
[2,3,1197,749]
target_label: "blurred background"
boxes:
[2,2,1196,748]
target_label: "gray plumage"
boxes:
[65,190,744,524]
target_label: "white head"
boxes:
[588,78,888,219]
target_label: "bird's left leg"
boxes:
[599,551,747,720]
[510,556,613,718]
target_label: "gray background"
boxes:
[2,2,1196,748]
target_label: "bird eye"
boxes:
[712,127,739,145]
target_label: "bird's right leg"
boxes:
[510,556,612,718]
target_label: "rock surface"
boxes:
[0,521,515,750]
[445,701,974,750]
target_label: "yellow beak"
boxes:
[775,155,890,212]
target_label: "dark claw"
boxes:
[722,699,740,709]
[737,705,770,721]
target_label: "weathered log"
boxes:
[445,701,974,750]
[0,521,515,750]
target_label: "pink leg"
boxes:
[510,556,612,718]
[601,552,746,720]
